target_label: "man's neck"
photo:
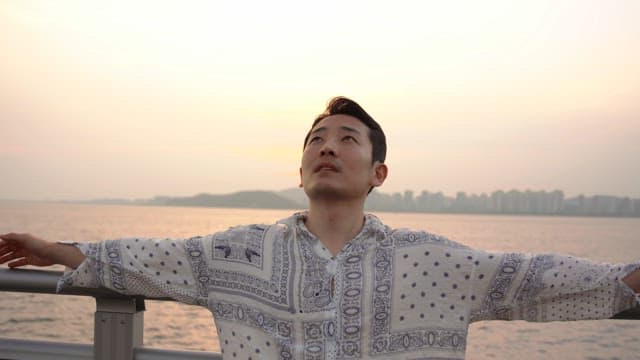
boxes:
[305,198,366,257]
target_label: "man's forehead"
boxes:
[311,114,367,133]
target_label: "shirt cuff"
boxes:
[56,242,100,293]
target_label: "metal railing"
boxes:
[1,268,640,360]
[0,268,222,360]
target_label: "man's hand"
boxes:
[0,233,85,269]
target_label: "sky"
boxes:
[1,0,639,201]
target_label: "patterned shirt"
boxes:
[59,212,640,359]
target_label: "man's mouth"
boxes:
[314,162,339,173]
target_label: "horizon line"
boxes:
[2,187,640,203]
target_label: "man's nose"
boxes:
[319,140,336,157]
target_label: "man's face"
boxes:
[300,114,386,200]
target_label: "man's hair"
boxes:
[303,96,387,164]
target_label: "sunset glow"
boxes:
[1,0,639,200]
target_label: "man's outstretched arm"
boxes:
[0,233,86,269]
[2,231,213,305]
[467,249,640,323]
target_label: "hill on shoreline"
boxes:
[146,190,303,209]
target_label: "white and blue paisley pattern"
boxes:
[59,212,640,359]
[209,224,296,312]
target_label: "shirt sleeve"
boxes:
[56,235,213,306]
[468,250,640,322]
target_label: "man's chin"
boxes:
[304,184,359,201]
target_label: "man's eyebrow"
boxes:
[310,126,327,135]
[340,126,361,134]
[310,126,361,135]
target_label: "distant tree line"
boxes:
[364,189,640,217]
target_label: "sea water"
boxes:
[1,201,639,359]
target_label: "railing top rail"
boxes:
[0,267,171,301]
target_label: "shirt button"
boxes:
[327,260,337,274]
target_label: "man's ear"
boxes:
[371,162,388,188]
[299,167,303,188]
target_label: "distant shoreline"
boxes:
[2,187,639,218]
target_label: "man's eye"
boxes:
[343,136,357,142]
[309,137,321,144]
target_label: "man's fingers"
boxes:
[0,235,12,245]
[0,240,19,255]
[1,233,32,250]
[0,233,24,243]
[0,242,12,251]
[7,258,28,268]
[0,246,14,258]
[0,251,19,264]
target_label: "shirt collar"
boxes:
[277,211,388,245]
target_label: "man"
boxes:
[1,96,640,359]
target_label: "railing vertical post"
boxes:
[93,297,145,360]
